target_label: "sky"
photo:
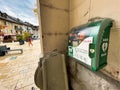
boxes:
[0,0,38,25]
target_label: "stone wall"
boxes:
[68,58,120,90]
[69,0,120,90]
[39,0,69,53]
[39,0,120,90]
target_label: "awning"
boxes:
[4,34,16,36]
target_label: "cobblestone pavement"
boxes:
[0,40,42,90]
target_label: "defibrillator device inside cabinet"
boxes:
[68,18,113,71]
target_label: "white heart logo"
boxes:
[102,43,108,52]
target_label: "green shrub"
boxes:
[17,34,24,41]
[23,32,30,41]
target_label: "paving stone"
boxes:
[0,40,41,90]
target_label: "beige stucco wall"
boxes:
[70,0,90,28]
[39,0,69,53]
[69,0,120,90]
[39,0,120,90]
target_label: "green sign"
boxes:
[68,18,113,71]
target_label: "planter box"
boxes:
[19,40,24,45]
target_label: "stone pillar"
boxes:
[39,0,69,54]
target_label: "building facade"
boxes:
[0,11,39,42]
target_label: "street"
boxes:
[0,40,41,90]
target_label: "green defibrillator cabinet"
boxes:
[68,18,113,71]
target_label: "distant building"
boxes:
[0,11,39,42]
[32,26,39,39]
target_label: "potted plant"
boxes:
[17,34,25,45]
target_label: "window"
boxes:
[4,21,7,25]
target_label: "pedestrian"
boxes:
[28,36,33,46]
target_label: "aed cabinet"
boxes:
[68,18,113,71]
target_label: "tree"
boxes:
[23,32,31,41]
[17,34,24,41]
